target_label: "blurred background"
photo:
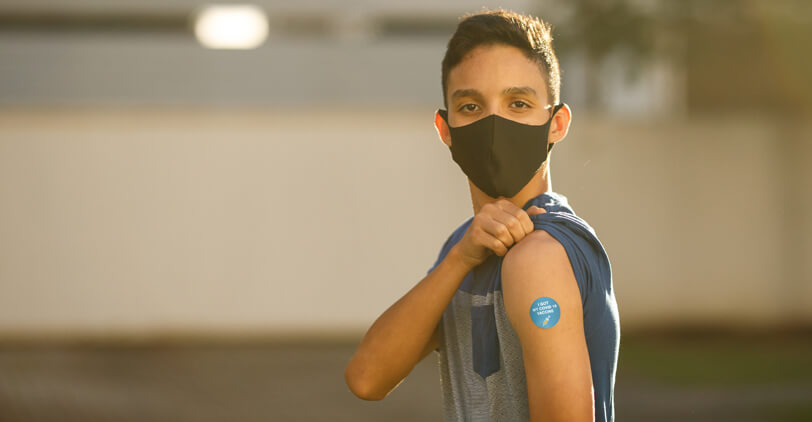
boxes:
[0,0,810,421]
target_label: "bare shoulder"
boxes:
[501,230,569,287]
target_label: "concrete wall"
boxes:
[0,108,809,339]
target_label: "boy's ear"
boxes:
[548,103,572,145]
[434,110,452,147]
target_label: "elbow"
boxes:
[344,363,388,401]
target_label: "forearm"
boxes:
[345,245,471,400]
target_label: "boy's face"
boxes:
[443,44,554,129]
[434,42,571,203]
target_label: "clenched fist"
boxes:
[452,199,547,270]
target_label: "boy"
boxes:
[345,9,619,422]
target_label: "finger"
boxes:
[473,225,509,256]
[480,215,516,249]
[527,205,547,217]
[496,200,534,235]
[490,208,528,244]
[490,237,509,256]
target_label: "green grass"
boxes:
[764,402,812,422]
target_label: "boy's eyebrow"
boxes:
[450,89,484,101]
[503,86,537,97]
[450,87,539,103]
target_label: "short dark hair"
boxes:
[441,9,561,108]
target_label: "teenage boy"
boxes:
[345,9,619,422]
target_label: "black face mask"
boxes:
[438,103,564,198]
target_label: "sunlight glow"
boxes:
[193,5,268,50]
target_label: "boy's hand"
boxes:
[452,199,546,270]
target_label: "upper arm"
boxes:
[501,230,594,422]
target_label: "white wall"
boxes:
[0,108,809,339]
[555,114,811,327]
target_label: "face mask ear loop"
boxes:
[545,103,564,155]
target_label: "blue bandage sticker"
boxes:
[530,297,560,329]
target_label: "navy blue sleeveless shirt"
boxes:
[427,191,619,421]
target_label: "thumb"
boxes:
[527,206,547,217]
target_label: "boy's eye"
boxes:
[511,100,530,108]
[459,103,479,112]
